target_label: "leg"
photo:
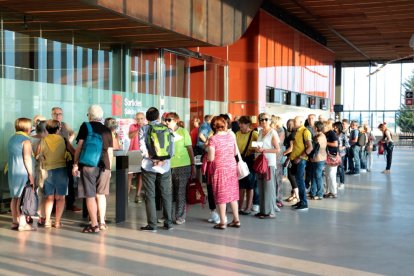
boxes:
[229,201,240,223]
[216,203,227,225]
[295,159,308,207]
[136,173,142,196]
[245,189,253,211]
[86,197,98,227]
[386,147,393,170]
[142,170,157,228]
[54,195,65,225]
[96,194,107,224]
[10,198,19,225]
[65,161,76,210]
[128,174,133,194]
[158,170,173,226]
[239,189,246,210]
[173,166,191,220]
[44,195,55,225]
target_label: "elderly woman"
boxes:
[255,113,280,219]
[37,120,73,228]
[235,116,258,215]
[7,118,35,231]
[165,112,195,225]
[207,116,240,229]
[323,120,339,199]
[270,115,285,207]
[378,123,393,174]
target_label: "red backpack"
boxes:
[186,179,206,206]
[377,141,385,155]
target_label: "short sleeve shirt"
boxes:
[171,127,192,168]
[290,126,312,161]
[236,130,258,157]
[350,129,359,146]
[75,122,113,170]
[197,122,211,148]
[325,130,338,155]
[128,123,140,151]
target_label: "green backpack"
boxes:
[145,124,174,160]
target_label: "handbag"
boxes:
[237,156,250,180]
[326,151,341,167]
[253,153,270,181]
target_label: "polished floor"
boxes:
[1,148,413,275]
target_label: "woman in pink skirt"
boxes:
[207,116,240,230]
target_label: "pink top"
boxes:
[129,124,140,150]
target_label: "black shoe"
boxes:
[140,225,157,233]
[291,202,301,208]
[294,204,309,211]
[163,224,174,230]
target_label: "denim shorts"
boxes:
[43,167,69,196]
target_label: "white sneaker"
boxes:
[338,184,344,189]
[360,169,367,173]
[251,205,259,212]
[208,211,220,224]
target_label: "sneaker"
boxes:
[275,206,281,212]
[175,218,185,225]
[294,204,309,211]
[360,169,367,173]
[251,205,259,212]
[163,224,174,230]
[157,217,165,224]
[291,202,301,208]
[208,211,220,224]
[140,225,157,233]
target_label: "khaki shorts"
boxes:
[77,167,111,198]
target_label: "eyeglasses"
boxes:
[53,113,63,116]
[165,118,173,122]
[259,118,269,122]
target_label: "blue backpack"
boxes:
[79,122,103,167]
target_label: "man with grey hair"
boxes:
[72,105,113,233]
[51,107,81,212]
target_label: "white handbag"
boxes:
[237,154,250,180]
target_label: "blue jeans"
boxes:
[295,159,308,206]
[338,156,345,183]
[310,161,325,198]
[359,148,367,169]
[350,145,361,173]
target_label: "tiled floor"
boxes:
[1,148,413,275]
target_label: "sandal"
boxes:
[213,223,226,230]
[227,221,241,228]
[44,221,52,228]
[239,210,251,215]
[285,196,295,202]
[18,224,36,231]
[11,223,19,231]
[38,218,46,227]
[254,212,265,217]
[259,214,276,219]
[99,223,108,231]
[82,225,100,233]
[54,222,63,229]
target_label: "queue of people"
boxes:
[6,105,393,233]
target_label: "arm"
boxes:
[283,140,294,155]
[385,130,393,142]
[304,139,313,155]
[66,139,76,155]
[22,140,34,185]
[72,139,84,176]
[327,140,338,147]
[107,147,113,169]
[207,146,215,162]
[128,125,139,139]
[263,131,280,154]
[186,145,196,177]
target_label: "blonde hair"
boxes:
[271,115,283,129]
[15,118,32,132]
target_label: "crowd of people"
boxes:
[6,106,394,232]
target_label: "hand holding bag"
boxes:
[326,151,341,167]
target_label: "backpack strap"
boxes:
[85,122,93,135]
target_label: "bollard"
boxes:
[115,155,129,223]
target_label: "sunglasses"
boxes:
[165,118,173,122]
[259,118,269,122]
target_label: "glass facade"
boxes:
[0,20,228,197]
[341,62,414,133]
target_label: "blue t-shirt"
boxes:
[196,122,211,148]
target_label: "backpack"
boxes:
[357,132,367,147]
[79,122,103,167]
[186,178,206,206]
[145,124,174,160]
[20,183,39,216]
